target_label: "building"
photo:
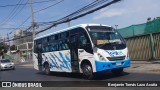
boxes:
[13,30,33,60]
[0,36,4,43]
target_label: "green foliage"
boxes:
[0,43,9,56]
[118,18,160,38]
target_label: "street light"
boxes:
[115,25,118,29]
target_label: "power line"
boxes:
[34,0,64,13]
[0,0,57,8]
[0,0,25,26]
[36,0,91,23]
[36,0,122,34]
[11,0,64,32]
[0,0,29,33]
[1,0,64,34]
[4,0,122,42]
[1,0,63,42]
[10,16,31,33]
[0,0,59,29]
[0,28,22,30]
[9,0,29,26]
[37,0,109,25]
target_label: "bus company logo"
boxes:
[2,82,11,87]
[106,51,124,57]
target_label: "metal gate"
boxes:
[153,33,160,59]
[125,33,160,60]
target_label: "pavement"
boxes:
[16,60,160,73]
[126,60,160,73]
[16,61,34,67]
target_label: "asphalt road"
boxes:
[0,65,160,90]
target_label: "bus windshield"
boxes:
[87,26,126,50]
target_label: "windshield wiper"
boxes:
[96,43,109,49]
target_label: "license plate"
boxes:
[116,62,122,66]
[7,65,12,67]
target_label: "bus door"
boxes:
[37,43,43,71]
[70,34,80,72]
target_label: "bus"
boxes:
[33,24,130,79]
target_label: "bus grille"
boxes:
[107,56,125,61]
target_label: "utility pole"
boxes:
[29,0,35,62]
[29,0,35,40]
[7,33,11,54]
[2,37,5,59]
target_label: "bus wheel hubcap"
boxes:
[84,65,92,75]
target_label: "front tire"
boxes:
[82,64,94,80]
[44,63,51,75]
[111,68,123,75]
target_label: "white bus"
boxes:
[33,24,130,79]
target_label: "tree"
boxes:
[0,43,9,57]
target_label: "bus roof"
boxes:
[34,24,111,40]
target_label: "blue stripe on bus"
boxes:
[42,52,71,71]
[59,52,71,71]
[95,58,130,72]
[49,53,59,69]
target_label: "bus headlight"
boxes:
[127,53,129,58]
[126,52,129,59]
[98,53,106,61]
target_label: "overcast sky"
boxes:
[0,0,160,38]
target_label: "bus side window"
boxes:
[79,32,93,54]
[60,32,69,39]
[59,39,69,50]
[50,42,58,51]
[37,43,42,53]
[79,32,90,46]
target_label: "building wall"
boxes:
[13,30,33,46]
[12,30,33,61]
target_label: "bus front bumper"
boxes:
[95,58,130,72]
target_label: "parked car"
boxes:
[0,59,15,71]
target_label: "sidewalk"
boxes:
[16,61,34,67]
[126,60,160,73]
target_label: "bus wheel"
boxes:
[82,64,94,80]
[111,68,123,75]
[44,63,50,75]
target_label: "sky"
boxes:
[0,0,160,39]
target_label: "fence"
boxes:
[125,33,160,60]
[118,18,160,60]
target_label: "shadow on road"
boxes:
[94,71,130,80]
[36,71,130,80]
